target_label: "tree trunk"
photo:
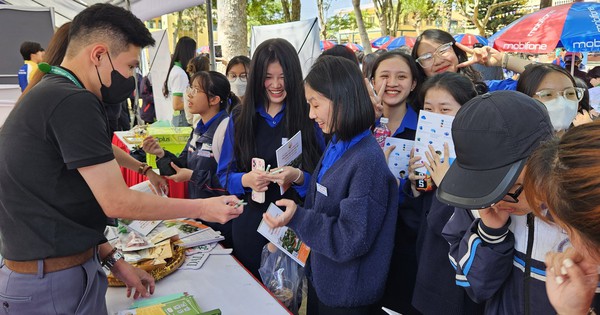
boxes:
[173,11,183,49]
[444,0,453,33]
[373,0,389,36]
[281,0,292,22]
[413,14,422,35]
[317,0,327,39]
[217,0,248,61]
[352,0,373,54]
[393,1,402,36]
[292,0,301,21]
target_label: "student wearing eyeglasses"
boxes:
[437,91,600,315]
[225,55,251,100]
[516,63,587,133]
[411,29,533,93]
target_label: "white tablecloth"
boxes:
[106,253,291,315]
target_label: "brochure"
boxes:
[413,111,456,191]
[383,137,414,181]
[116,292,205,315]
[257,203,310,267]
[275,130,302,194]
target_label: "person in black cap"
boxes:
[437,90,600,314]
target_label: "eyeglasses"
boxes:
[501,184,523,203]
[227,73,247,82]
[186,86,205,97]
[534,87,585,102]
[416,42,454,68]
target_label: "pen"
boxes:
[234,200,248,208]
[269,169,284,175]
[265,164,271,172]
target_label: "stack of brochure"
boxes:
[114,292,221,315]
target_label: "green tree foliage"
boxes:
[326,11,374,35]
[180,5,207,37]
[457,0,523,36]
[247,0,286,27]
[484,0,528,34]
[401,0,438,34]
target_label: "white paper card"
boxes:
[413,111,456,175]
[276,131,302,194]
[383,137,414,181]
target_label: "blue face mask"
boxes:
[95,52,135,104]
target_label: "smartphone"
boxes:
[251,158,266,203]
[416,171,434,192]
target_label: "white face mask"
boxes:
[230,78,247,97]
[542,96,579,131]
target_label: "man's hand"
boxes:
[111,260,155,299]
[196,195,244,224]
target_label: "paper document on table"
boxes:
[257,203,310,267]
[276,130,302,194]
[383,137,414,181]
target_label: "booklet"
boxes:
[413,111,456,190]
[117,292,206,315]
[257,203,310,267]
[383,137,414,181]
[275,130,302,195]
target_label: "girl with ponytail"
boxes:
[143,71,237,246]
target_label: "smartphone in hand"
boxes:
[251,158,266,203]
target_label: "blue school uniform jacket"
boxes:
[442,209,600,314]
[287,135,398,307]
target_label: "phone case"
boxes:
[251,158,266,203]
[416,171,434,192]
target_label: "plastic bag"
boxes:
[259,244,305,314]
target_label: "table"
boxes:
[106,254,292,315]
[112,131,188,199]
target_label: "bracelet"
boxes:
[292,168,302,184]
[502,53,510,69]
[138,163,152,176]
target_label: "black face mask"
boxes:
[95,52,136,104]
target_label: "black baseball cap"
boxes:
[436,91,553,209]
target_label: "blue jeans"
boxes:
[0,252,108,315]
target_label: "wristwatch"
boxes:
[101,248,124,269]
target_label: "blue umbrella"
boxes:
[345,42,364,51]
[383,36,416,50]
[372,35,392,48]
[488,2,600,53]
[453,34,488,46]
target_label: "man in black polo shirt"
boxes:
[0,4,242,313]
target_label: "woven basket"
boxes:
[107,244,186,287]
